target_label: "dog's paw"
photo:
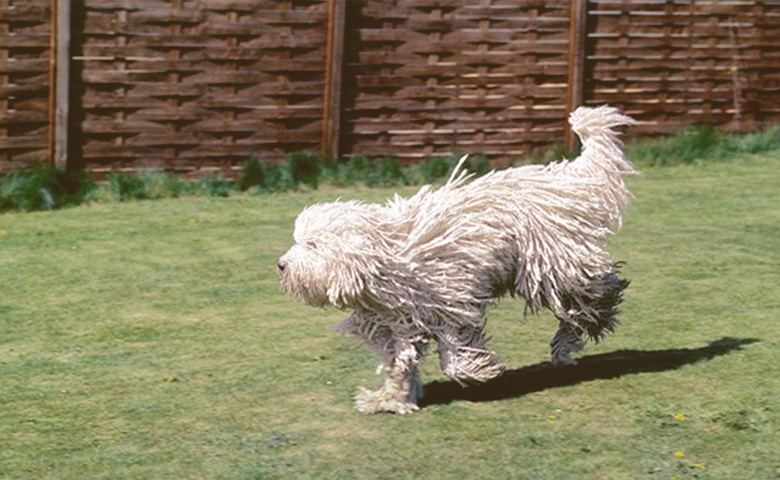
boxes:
[551,353,578,366]
[355,387,420,415]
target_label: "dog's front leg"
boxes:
[355,339,426,414]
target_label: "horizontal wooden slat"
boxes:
[83,0,319,12]
[0,135,48,150]
[0,59,49,73]
[0,110,48,125]
[0,5,50,22]
[0,34,50,48]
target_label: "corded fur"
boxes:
[278,105,637,414]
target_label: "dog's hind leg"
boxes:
[550,319,586,365]
[355,339,426,414]
[550,267,630,365]
[580,270,630,343]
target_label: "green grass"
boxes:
[1,151,779,479]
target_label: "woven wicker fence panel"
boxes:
[3,1,780,174]
[76,0,329,175]
[0,0,51,172]
[587,0,780,134]
[341,0,572,162]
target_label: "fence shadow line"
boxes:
[420,337,758,408]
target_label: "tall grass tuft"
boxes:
[286,151,321,189]
[108,172,149,201]
[236,156,267,191]
[405,154,491,184]
[415,155,456,184]
[250,160,294,193]
[0,167,95,211]
[629,124,721,166]
[739,124,780,154]
[323,155,408,187]
[628,123,780,167]
[195,176,232,197]
[463,154,492,176]
[365,156,407,187]
[137,171,190,199]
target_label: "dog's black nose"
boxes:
[277,259,287,272]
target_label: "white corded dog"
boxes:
[278,105,637,414]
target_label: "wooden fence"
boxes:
[1,0,778,176]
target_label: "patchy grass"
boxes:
[1,151,779,479]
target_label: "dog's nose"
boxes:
[277,259,287,272]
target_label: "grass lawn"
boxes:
[1,152,779,479]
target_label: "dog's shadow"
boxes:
[420,337,758,408]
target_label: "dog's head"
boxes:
[277,200,383,309]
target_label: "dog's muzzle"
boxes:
[277,259,287,272]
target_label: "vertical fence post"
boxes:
[566,0,588,150]
[49,0,71,170]
[322,0,346,160]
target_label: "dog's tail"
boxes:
[564,105,637,229]
[569,105,637,177]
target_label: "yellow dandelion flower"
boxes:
[548,414,557,421]
[674,451,685,459]
[674,413,687,421]
[694,463,706,470]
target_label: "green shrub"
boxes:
[417,155,456,184]
[109,172,149,202]
[373,156,407,187]
[342,155,371,185]
[267,163,295,192]
[629,124,718,167]
[737,124,780,154]
[344,155,407,187]
[138,171,190,199]
[317,156,343,186]
[237,156,267,191]
[533,143,581,165]
[0,167,95,212]
[411,154,491,184]
[286,151,320,189]
[238,157,298,193]
[679,124,723,162]
[107,171,195,201]
[627,123,780,168]
[196,176,231,197]
[462,154,492,177]
[407,155,488,184]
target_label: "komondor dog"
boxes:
[277,105,637,414]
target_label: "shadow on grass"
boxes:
[420,337,758,408]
